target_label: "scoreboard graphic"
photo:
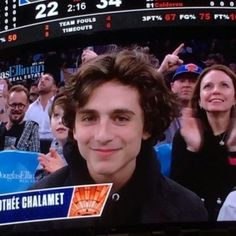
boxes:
[1,1,236,49]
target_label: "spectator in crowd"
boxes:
[228,62,236,74]
[128,43,184,80]
[61,67,74,85]
[0,78,11,124]
[25,73,57,153]
[29,49,207,230]
[157,63,203,145]
[79,44,119,67]
[204,53,225,67]
[81,47,98,64]
[0,77,11,97]
[170,64,236,220]
[35,93,69,180]
[217,188,236,221]
[0,85,40,152]
[29,82,39,103]
[157,43,184,76]
[57,81,65,94]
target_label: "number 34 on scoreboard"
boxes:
[96,0,122,9]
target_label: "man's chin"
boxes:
[11,118,24,125]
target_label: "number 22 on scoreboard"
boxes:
[96,0,122,9]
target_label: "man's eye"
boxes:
[118,116,128,121]
[114,116,130,124]
[81,115,96,122]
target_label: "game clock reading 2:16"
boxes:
[67,2,86,12]
[67,0,122,13]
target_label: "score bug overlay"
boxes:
[1,1,236,49]
[0,183,112,225]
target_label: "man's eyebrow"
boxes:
[112,109,135,115]
[77,108,135,115]
[77,109,96,115]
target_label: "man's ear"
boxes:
[73,128,77,140]
[142,131,151,140]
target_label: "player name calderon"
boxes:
[0,192,64,211]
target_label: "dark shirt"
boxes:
[170,129,236,220]
[0,121,40,152]
[0,122,25,150]
[4,122,25,149]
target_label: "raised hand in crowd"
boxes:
[81,48,98,64]
[38,148,66,173]
[157,43,184,75]
[179,107,203,152]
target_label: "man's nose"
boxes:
[94,120,113,143]
[182,80,192,86]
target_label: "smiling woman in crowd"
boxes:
[170,64,236,220]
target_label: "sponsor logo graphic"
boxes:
[19,0,46,6]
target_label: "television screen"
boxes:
[0,1,236,235]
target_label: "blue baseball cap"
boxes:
[172,63,203,81]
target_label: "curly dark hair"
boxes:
[63,49,179,145]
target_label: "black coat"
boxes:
[14,140,207,233]
[170,129,236,220]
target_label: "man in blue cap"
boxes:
[156,63,203,165]
[171,63,203,108]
